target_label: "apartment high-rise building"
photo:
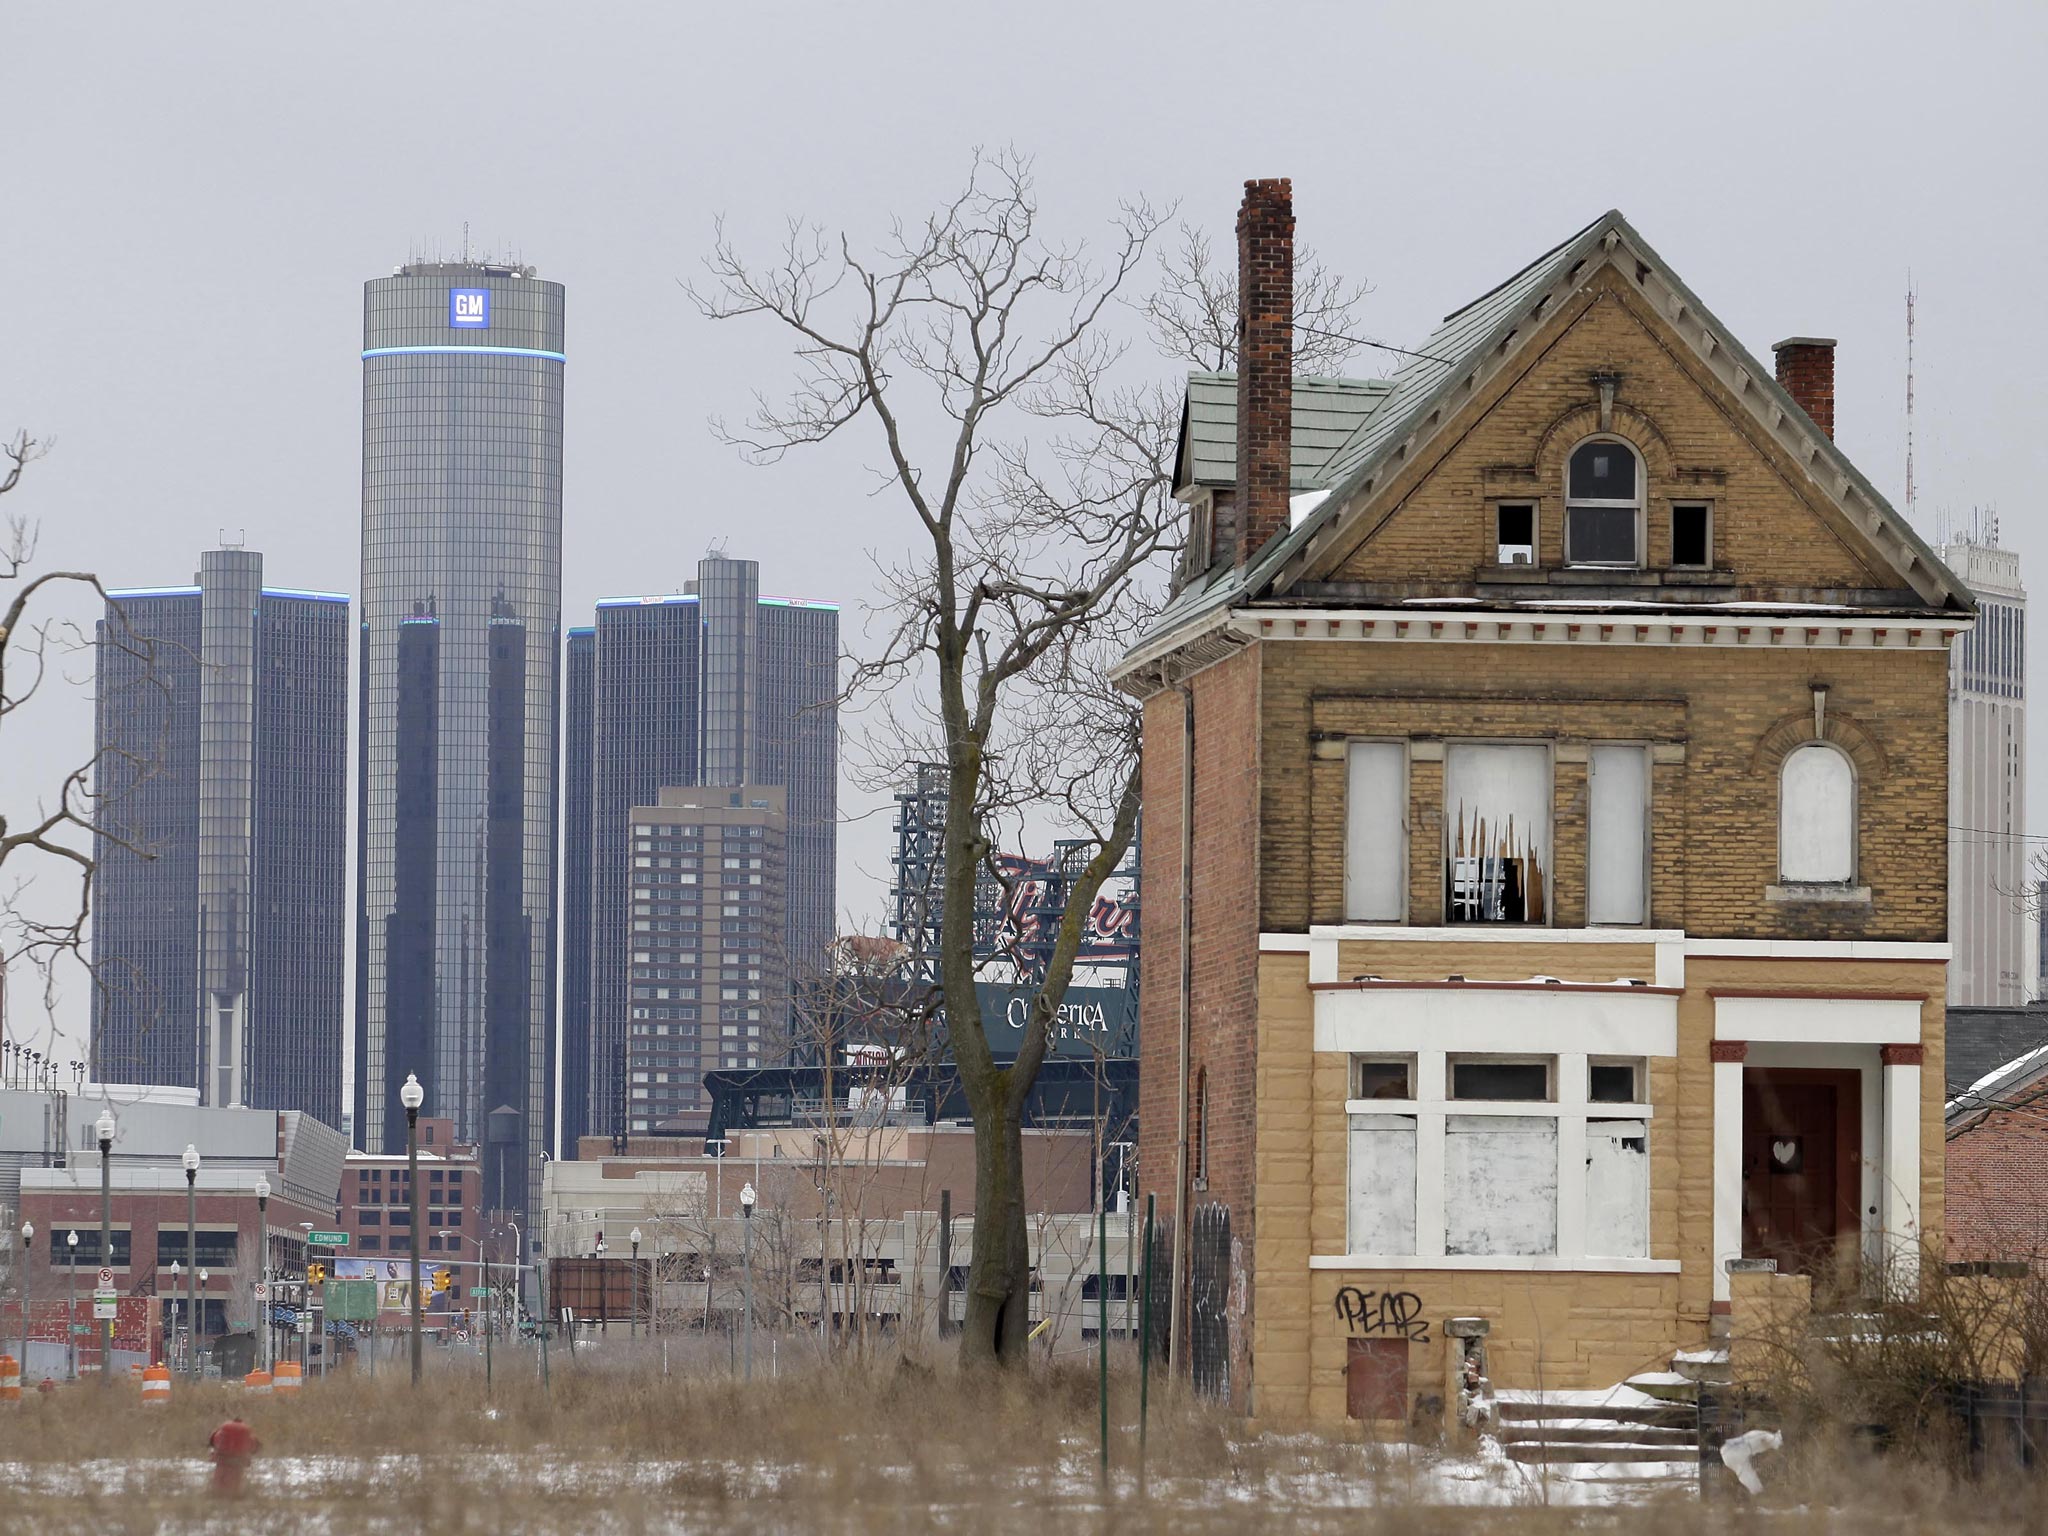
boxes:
[91,549,348,1122]
[354,258,564,1236]
[623,785,788,1133]
[558,626,596,1149]
[562,557,836,1143]
[1944,534,2028,1005]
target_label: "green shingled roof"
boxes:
[1176,372,1393,492]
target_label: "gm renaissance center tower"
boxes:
[354,260,564,1237]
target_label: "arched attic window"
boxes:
[1779,743,1856,883]
[1565,439,1642,567]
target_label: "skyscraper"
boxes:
[562,556,836,1142]
[354,259,564,1236]
[623,785,787,1133]
[558,626,595,1148]
[91,549,349,1123]
[1943,532,2027,1005]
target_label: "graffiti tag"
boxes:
[1333,1287,1429,1343]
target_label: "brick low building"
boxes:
[1946,1047,2048,1262]
[1115,183,1968,1422]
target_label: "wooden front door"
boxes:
[1742,1069,1862,1288]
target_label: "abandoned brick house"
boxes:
[1116,180,1971,1424]
[1946,1041,2048,1263]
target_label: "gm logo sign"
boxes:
[449,288,491,329]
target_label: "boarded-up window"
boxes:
[1347,1337,1411,1421]
[1585,1119,1650,1258]
[1780,744,1855,882]
[1348,1114,1417,1255]
[1587,744,1648,924]
[1445,1115,1557,1255]
[1444,744,1549,924]
[1345,742,1406,921]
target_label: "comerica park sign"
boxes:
[973,982,1134,1062]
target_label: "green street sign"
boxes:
[70,1323,92,1335]
[327,1279,377,1323]
[306,1231,348,1248]
[469,1287,492,1298]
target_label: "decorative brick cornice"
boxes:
[1880,1043,1925,1067]
[1709,1040,1749,1063]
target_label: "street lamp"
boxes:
[400,1072,425,1387]
[168,1260,181,1372]
[95,1108,114,1389]
[18,1221,32,1379]
[594,1233,607,1336]
[740,1183,756,1383]
[629,1227,642,1340]
[181,1144,200,1379]
[64,1230,78,1381]
[253,1175,270,1374]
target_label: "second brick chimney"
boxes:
[1230,177,1295,567]
[1772,337,1836,440]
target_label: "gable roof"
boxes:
[1123,210,1972,681]
[1176,372,1393,492]
[1946,1004,2048,1116]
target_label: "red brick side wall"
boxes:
[1948,1082,2048,1260]
[1137,646,1262,1405]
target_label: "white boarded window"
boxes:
[1347,1114,1417,1255]
[1345,742,1407,920]
[1444,744,1550,924]
[1780,744,1855,882]
[1587,744,1648,924]
[1585,1120,1650,1257]
[1445,1116,1557,1255]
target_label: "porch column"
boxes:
[1711,1041,1747,1305]
[1880,1043,1924,1291]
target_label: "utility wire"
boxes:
[1292,323,1457,367]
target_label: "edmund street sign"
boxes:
[306,1231,348,1248]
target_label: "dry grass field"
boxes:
[0,1353,2041,1534]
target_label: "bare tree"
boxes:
[0,433,151,1060]
[693,152,1175,1369]
[1137,222,1374,376]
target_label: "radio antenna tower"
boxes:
[1904,273,1917,530]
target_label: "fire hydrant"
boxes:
[208,1417,261,1496]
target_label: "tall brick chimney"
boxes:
[1772,337,1836,440]
[1230,177,1294,566]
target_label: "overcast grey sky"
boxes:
[4,1,2045,1066]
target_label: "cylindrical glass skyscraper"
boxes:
[355,260,563,1237]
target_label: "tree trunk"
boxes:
[957,1085,1032,1369]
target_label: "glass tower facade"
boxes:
[563,557,837,1140]
[558,626,596,1149]
[92,553,349,1124]
[354,260,563,1237]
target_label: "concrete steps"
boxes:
[1494,1391,1700,1468]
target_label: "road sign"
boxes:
[469,1286,494,1298]
[93,1288,118,1320]
[97,1267,113,1288]
[71,1323,92,1335]
[306,1231,348,1248]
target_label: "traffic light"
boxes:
[432,1268,452,1293]
[307,1262,326,1284]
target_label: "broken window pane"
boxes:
[1589,1062,1640,1103]
[1344,742,1406,921]
[1672,502,1711,567]
[1587,744,1648,924]
[1444,744,1550,923]
[1779,744,1855,882]
[1495,503,1535,565]
[1585,1119,1650,1257]
[1565,440,1641,566]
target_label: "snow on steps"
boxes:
[1494,1382,1699,1469]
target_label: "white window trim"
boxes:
[1310,1254,1680,1274]
[1343,738,1409,922]
[1587,741,1652,927]
[1563,436,1644,569]
[1340,1048,1657,1264]
[1442,739,1555,929]
[1777,740,1859,885]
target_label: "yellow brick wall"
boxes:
[1253,948,1948,1423]
[1315,269,1889,594]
